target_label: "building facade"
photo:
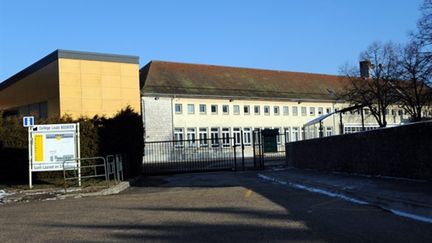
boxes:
[0,50,141,118]
[0,50,411,148]
[140,61,407,146]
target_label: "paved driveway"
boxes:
[0,171,431,242]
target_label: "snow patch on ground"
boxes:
[258,173,432,224]
[387,209,432,224]
[0,190,11,201]
[258,174,368,205]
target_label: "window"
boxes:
[283,106,289,115]
[187,104,195,114]
[326,107,331,114]
[325,127,333,137]
[318,107,323,115]
[254,105,260,115]
[264,106,270,115]
[292,106,298,116]
[174,128,184,147]
[274,106,280,115]
[276,127,282,144]
[211,105,218,114]
[233,105,240,115]
[301,107,307,116]
[199,104,206,114]
[284,127,291,143]
[309,107,315,116]
[222,128,230,147]
[199,128,208,147]
[391,109,396,116]
[211,128,219,147]
[175,104,182,114]
[244,105,250,115]
[233,128,241,145]
[398,110,403,116]
[187,128,196,146]
[243,128,252,145]
[222,105,229,114]
[292,127,300,141]
[385,109,389,115]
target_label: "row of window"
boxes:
[175,103,432,118]
[173,126,335,147]
[174,103,333,117]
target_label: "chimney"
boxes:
[360,60,371,78]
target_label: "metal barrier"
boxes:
[142,137,237,174]
[252,129,287,170]
[62,154,124,193]
[106,154,124,182]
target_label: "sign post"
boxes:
[27,123,80,189]
[23,116,35,189]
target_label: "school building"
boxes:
[0,49,408,145]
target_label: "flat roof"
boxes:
[0,49,139,91]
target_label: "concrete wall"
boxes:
[0,61,60,117]
[142,96,173,141]
[58,58,140,118]
[286,121,432,180]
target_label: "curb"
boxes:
[258,173,432,224]
[77,181,131,197]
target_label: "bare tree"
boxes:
[394,41,432,121]
[341,42,399,127]
[416,0,432,49]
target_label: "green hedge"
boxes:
[0,106,143,182]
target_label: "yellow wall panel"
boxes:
[81,86,102,99]
[121,75,140,89]
[81,98,103,111]
[59,59,80,73]
[102,62,121,75]
[80,60,102,74]
[81,73,101,86]
[60,72,81,86]
[102,87,121,99]
[121,88,139,100]
[61,86,82,99]
[121,63,138,76]
[101,75,121,88]
[60,97,82,115]
[56,58,140,118]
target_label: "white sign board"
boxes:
[30,123,78,172]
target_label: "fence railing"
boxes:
[143,131,289,174]
[143,137,238,174]
[62,154,124,193]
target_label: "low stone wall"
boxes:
[286,121,432,180]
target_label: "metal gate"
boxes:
[253,129,287,169]
[142,137,239,174]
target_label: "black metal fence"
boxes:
[142,137,239,174]
[142,129,288,175]
[253,129,287,169]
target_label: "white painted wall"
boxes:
[142,96,173,141]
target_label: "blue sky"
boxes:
[0,0,423,82]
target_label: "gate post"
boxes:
[241,130,245,171]
[233,140,237,172]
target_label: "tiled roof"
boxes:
[140,61,347,101]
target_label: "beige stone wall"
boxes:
[58,58,140,118]
[0,61,60,117]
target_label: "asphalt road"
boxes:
[1,171,431,242]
